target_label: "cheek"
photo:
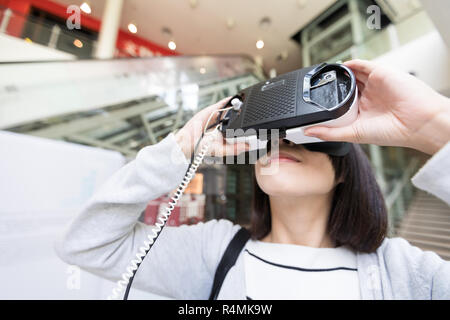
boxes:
[255,154,336,196]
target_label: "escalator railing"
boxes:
[1,55,263,158]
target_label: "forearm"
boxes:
[409,95,450,155]
[412,141,450,205]
[409,95,450,204]
[55,133,189,277]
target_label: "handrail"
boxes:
[0,53,259,66]
[9,73,260,158]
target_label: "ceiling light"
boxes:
[226,17,235,29]
[168,41,177,50]
[199,67,206,74]
[189,0,198,9]
[128,23,138,34]
[256,40,264,49]
[80,2,91,14]
[73,39,83,48]
[297,0,308,9]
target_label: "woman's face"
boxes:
[255,139,337,197]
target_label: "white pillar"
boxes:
[95,0,124,59]
[0,8,12,34]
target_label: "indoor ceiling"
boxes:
[54,0,336,74]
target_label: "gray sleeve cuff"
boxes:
[411,142,450,205]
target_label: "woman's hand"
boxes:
[304,59,450,155]
[174,97,249,160]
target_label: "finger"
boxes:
[304,125,362,143]
[356,79,366,94]
[213,96,233,109]
[209,140,250,157]
[202,129,249,152]
[353,70,369,85]
[344,59,376,76]
[212,129,250,156]
[222,142,250,156]
[201,96,232,114]
[200,97,233,128]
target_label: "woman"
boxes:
[56,60,450,299]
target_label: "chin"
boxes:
[255,163,335,197]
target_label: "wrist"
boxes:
[410,96,450,155]
[174,128,193,160]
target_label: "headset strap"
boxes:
[208,227,251,300]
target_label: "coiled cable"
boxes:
[107,106,230,300]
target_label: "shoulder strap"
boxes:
[208,227,251,300]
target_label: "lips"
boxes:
[268,151,301,164]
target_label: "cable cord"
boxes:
[107,106,230,300]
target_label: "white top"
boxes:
[244,240,361,300]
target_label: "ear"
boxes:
[334,173,345,186]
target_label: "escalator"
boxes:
[0,55,264,157]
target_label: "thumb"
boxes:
[304,125,363,143]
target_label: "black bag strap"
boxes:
[208,227,251,300]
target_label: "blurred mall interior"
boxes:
[0,0,449,299]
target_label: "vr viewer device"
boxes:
[219,63,358,154]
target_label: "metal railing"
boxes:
[7,72,261,159]
[385,158,420,236]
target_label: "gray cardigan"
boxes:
[55,133,450,299]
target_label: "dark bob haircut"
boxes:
[250,143,387,253]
